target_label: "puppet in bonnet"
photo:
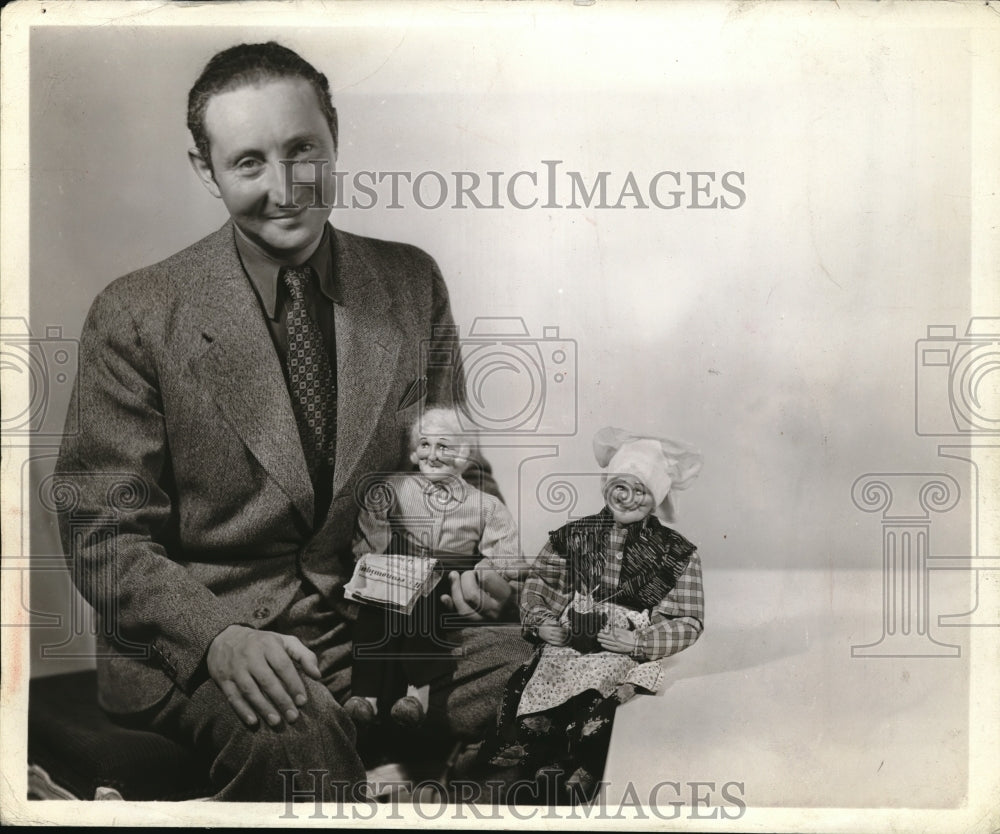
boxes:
[472,426,705,803]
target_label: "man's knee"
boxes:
[220,678,365,787]
[442,625,530,738]
[455,624,530,676]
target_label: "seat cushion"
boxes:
[28,670,213,800]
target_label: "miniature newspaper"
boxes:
[343,554,440,615]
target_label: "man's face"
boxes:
[604,474,656,525]
[191,77,335,263]
[411,433,471,480]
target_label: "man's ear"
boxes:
[188,148,222,198]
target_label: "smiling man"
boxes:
[54,42,528,802]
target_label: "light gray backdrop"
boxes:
[25,18,974,673]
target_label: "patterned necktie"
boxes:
[281,265,336,477]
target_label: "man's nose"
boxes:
[262,160,293,208]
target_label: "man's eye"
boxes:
[237,158,261,171]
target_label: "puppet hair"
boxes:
[409,407,479,454]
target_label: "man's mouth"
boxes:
[267,208,305,221]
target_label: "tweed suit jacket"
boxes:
[55,221,467,714]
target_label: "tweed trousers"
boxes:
[123,582,531,802]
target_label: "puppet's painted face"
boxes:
[604,474,656,525]
[411,434,471,479]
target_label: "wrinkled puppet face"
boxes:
[411,433,471,479]
[604,474,656,524]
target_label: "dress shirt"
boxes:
[352,473,522,573]
[234,223,340,372]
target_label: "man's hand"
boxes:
[597,625,639,655]
[439,563,514,622]
[537,624,570,646]
[207,625,321,727]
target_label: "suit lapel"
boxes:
[330,227,401,501]
[186,224,314,525]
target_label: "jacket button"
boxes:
[253,607,270,620]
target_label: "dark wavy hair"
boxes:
[187,42,339,171]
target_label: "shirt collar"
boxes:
[416,472,469,506]
[234,224,339,319]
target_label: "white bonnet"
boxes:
[593,426,703,520]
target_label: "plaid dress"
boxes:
[477,507,704,802]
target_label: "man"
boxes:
[54,41,527,802]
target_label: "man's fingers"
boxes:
[460,570,487,613]
[463,570,506,619]
[234,671,283,727]
[250,646,302,723]
[264,647,308,720]
[220,679,259,727]
[282,637,321,684]
[477,568,513,609]
[459,569,506,620]
[445,571,483,620]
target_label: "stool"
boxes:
[28,670,212,801]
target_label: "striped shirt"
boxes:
[352,473,522,572]
[520,519,704,660]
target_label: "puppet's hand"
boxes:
[537,624,571,646]
[597,625,639,655]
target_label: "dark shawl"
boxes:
[548,506,696,611]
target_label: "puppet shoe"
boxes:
[614,683,638,704]
[389,695,426,727]
[564,767,598,802]
[344,696,377,728]
[532,765,566,804]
